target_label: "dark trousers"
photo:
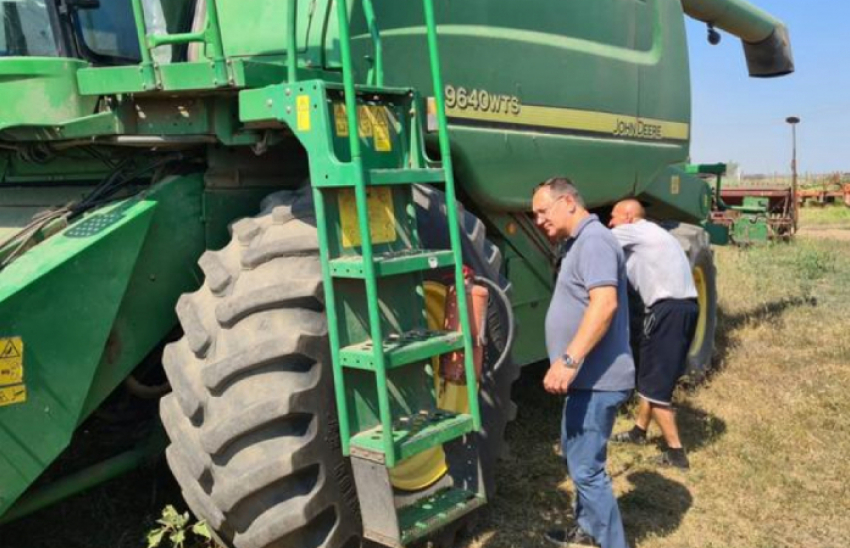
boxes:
[562,389,632,548]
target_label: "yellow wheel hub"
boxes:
[389,281,473,491]
[689,266,708,357]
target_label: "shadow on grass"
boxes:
[620,470,693,546]
[674,401,727,453]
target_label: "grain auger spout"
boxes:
[682,0,794,77]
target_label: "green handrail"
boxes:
[311,187,350,450]
[335,0,397,466]
[130,0,229,88]
[201,0,229,86]
[287,0,298,83]
[130,0,157,90]
[422,0,481,430]
[361,0,384,86]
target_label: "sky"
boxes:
[685,1,850,176]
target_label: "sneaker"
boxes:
[653,447,690,469]
[544,526,599,547]
[611,425,647,445]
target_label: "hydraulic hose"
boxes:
[124,374,171,399]
[473,275,515,377]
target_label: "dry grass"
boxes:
[464,217,850,548]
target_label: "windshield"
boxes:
[0,0,58,56]
[76,2,142,62]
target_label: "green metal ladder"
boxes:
[311,0,486,545]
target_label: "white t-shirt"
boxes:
[611,220,697,307]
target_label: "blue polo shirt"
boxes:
[544,215,635,391]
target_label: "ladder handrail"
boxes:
[335,0,396,465]
[361,0,385,86]
[422,0,482,431]
[286,0,298,83]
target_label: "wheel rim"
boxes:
[688,266,708,358]
[389,281,472,491]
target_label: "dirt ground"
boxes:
[2,208,850,548]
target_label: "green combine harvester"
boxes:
[0,0,792,546]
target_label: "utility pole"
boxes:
[786,116,800,232]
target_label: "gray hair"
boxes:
[534,176,586,208]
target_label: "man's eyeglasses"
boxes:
[533,196,565,222]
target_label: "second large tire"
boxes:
[668,223,718,377]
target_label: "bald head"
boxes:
[609,199,645,228]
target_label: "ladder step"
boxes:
[330,249,454,279]
[350,410,474,464]
[368,168,445,186]
[339,329,463,371]
[398,488,485,546]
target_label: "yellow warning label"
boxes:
[297,95,311,132]
[333,104,349,137]
[671,175,681,195]
[339,187,397,248]
[0,337,23,386]
[357,106,373,138]
[0,384,26,407]
[367,107,393,152]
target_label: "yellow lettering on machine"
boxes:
[357,106,373,138]
[297,95,311,132]
[0,384,26,408]
[0,337,23,386]
[369,107,393,152]
[333,104,349,137]
[339,187,397,248]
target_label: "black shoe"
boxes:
[611,425,647,445]
[653,447,690,469]
[544,526,599,547]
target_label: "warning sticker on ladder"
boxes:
[297,95,312,132]
[339,187,397,248]
[332,104,393,152]
[333,104,349,137]
[367,107,393,152]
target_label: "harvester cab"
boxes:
[0,1,793,548]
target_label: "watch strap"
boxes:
[561,353,582,369]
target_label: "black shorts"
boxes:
[637,298,699,406]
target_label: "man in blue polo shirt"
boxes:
[532,177,635,548]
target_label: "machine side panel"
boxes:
[344,0,694,212]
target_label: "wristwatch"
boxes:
[561,353,582,369]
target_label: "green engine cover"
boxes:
[342,0,697,218]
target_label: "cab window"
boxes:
[0,0,58,57]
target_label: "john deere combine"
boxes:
[0,1,792,546]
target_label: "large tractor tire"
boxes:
[668,223,718,378]
[160,186,518,548]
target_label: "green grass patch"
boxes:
[800,204,850,227]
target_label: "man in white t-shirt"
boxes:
[608,199,698,469]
